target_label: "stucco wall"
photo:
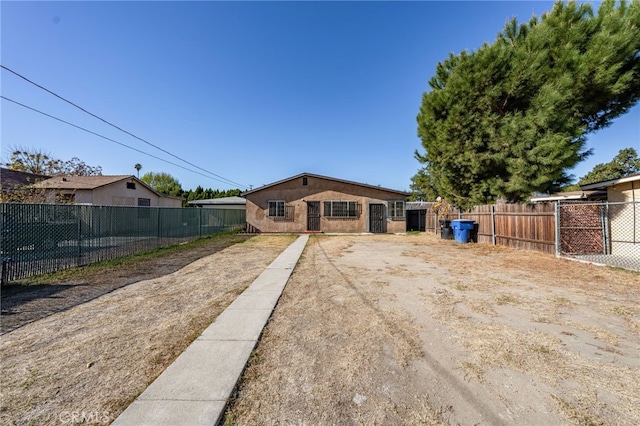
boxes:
[53,180,182,207]
[245,176,407,233]
[607,181,639,247]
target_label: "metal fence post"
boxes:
[491,204,496,246]
[603,202,610,255]
[554,201,560,258]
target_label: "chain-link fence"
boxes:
[559,201,640,271]
[1,203,246,283]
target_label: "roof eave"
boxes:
[242,172,410,197]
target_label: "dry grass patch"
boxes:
[0,235,295,425]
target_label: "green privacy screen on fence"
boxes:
[0,203,246,283]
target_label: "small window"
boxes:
[388,200,405,219]
[302,177,308,186]
[138,198,151,218]
[324,201,358,218]
[127,182,136,190]
[268,200,286,217]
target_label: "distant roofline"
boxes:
[529,190,606,202]
[32,175,183,200]
[187,196,246,205]
[580,173,640,190]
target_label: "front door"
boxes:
[369,204,386,233]
[307,201,320,231]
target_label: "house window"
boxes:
[268,200,286,217]
[302,177,308,186]
[388,201,406,219]
[138,198,151,218]
[324,201,358,218]
[127,182,136,190]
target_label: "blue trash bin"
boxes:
[450,220,476,243]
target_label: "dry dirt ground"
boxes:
[1,233,638,426]
[0,234,296,425]
[224,233,640,426]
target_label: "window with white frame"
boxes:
[388,200,405,219]
[324,201,358,218]
[268,200,286,218]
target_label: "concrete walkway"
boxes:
[112,234,309,426]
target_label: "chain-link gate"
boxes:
[558,201,640,271]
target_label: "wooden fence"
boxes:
[414,202,557,255]
[461,203,556,254]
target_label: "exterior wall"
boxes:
[45,189,93,204]
[245,176,407,233]
[607,181,639,203]
[158,196,183,208]
[608,181,639,252]
[52,181,182,207]
[91,180,160,206]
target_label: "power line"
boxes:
[0,64,248,189]
[1,95,249,189]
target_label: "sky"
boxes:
[1,1,639,194]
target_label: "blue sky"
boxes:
[2,1,638,193]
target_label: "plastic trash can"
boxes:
[439,219,453,240]
[450,219,476,243]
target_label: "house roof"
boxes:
[580,173,640,190]
[1,168,50,190]
[187,196,246,206]
[32,175,183,200]
[242,172,411,197]
[529,190,607,202]
[33,175,134,190]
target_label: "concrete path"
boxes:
[112,234,309,426]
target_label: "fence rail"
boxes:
[1,203,246,283]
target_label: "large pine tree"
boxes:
[415,0,640,209]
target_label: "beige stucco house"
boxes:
[32,175,183,207]
[581,173,640,255]
[242,173,409,233]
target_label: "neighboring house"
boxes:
[242,173,409,233]
[529,190,607,203]
[187,196,246,210]
[0,168,50,201]
[32,175,183,207]
[580,173,640,255]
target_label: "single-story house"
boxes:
[32,175,183,207]
[242,172,410,233]
[187,196,246,210]
[580,173,640,255]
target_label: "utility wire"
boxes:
[1,64,248,189]
[1,95,249,189]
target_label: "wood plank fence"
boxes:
[414,202,557,255]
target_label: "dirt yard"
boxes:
[0,234,296,425]
[1,232,638,425]
[224,233,640,425]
